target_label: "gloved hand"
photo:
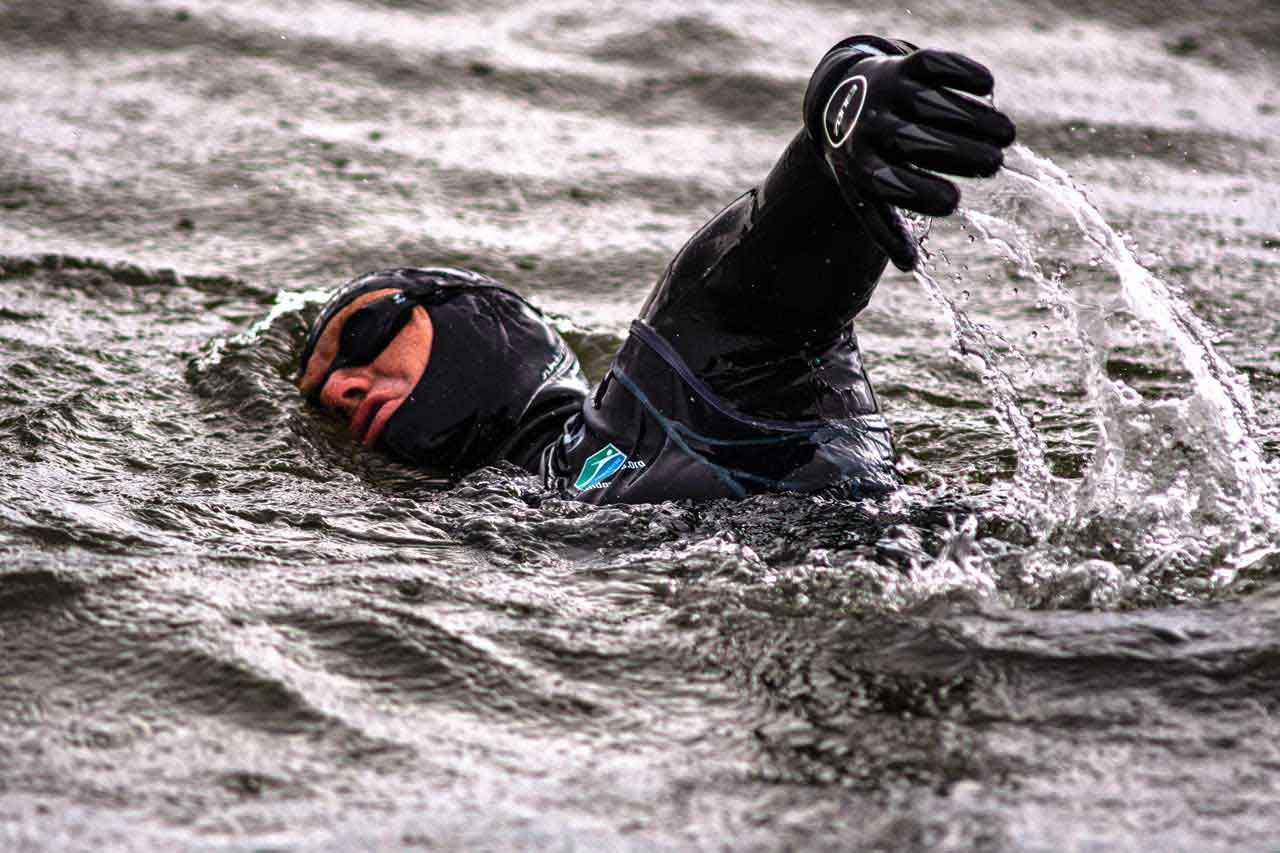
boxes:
[804,37,1017,271]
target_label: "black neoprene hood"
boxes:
[298,267,588,476]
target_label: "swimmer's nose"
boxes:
[319,370,369,416]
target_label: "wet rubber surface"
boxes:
[1,1,1279,849]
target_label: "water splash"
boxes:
[910,263,1052,512]
[917,144,1280,590]
[1006,147,1261,443]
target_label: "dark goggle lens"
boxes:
[337,293,414,366]
[309,292,417,399]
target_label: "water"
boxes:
[3,1,1280,849]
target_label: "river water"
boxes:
[2,1,1279,849]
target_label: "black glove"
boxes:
[803,36,1017,271]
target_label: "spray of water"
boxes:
[910,265,1052,509]
[915,144,1280,596]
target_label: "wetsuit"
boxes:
[298,36,1014,504]
[535,124,899,503]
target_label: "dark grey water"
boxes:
[2,1,1279,849]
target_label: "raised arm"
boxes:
[638,36,1015,395]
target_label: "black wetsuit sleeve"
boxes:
[640,129,886,345]
[636,37,913,417]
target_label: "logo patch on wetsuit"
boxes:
[575,443,628,490]
[823,76,868,148]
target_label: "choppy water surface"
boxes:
[2,1,1280,849]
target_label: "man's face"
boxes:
[297,288,432,448]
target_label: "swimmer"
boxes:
[296,36,1016,503]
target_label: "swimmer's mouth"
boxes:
[350,393,405,448]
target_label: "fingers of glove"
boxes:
[836,181,919,271]
[874,117,1005,178]
[829,162,919,270]
[856,152,960,217]
[872,199,920,272]
[895,81,1016,147]
[900,49,994,96]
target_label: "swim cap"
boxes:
[298,267,589,477]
